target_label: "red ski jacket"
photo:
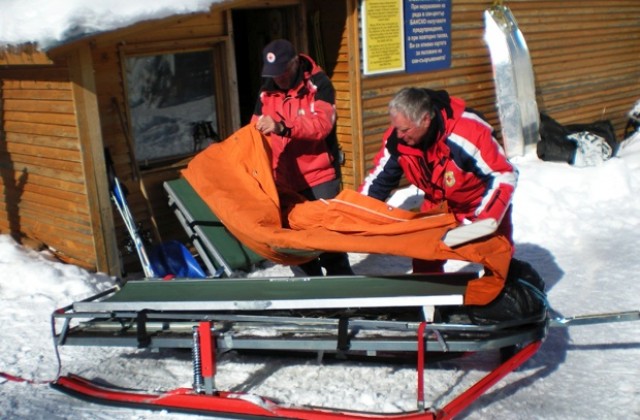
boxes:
[360,92,517,226]
[251,53,338,193]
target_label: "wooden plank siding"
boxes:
[352,0,640,189]
[0,44,54,66]
[306,0,354,187]
[0,66,98,268]
[88,8,234,268]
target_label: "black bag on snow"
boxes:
[537,112,619,164]
[466,258,547,325]
[537,112,578,163]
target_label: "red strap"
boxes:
[416,321,428,411]
[0,372,50,385]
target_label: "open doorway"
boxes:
[232,7,300,126]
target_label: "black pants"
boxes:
[297,179,354,276]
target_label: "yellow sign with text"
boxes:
[362,0,405,75]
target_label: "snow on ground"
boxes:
[1,136,640,419]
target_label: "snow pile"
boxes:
[0,0,217,49]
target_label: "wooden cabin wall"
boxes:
[89,11,231,272]
[0,46,53,66]
[305,0,353,188]
[517,0,640,127]
[356,0,640,188]
[0,65,97,268]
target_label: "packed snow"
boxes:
[1,133,640,419]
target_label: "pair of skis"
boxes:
[109,173,155,277]
[108,98,156,277]
[106,150,206,279]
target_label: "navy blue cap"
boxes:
[261,39,296,77]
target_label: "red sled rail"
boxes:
[51,319,542,420]
[52,341,541,420]
[49,309,640,419]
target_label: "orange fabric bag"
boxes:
[182,125,512,305]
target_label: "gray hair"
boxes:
[388,88,434,125]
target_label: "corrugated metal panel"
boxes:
[355,0,640,187]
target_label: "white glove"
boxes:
[442,218,498,247]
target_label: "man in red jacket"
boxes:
[359,87,518,273]
[253,39,353,276]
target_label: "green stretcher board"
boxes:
[73,273,474,312]
[164,178,265,277]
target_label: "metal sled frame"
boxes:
[52,274,546,353]
[51,274,547,419]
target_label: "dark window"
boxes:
[125,50,218,164]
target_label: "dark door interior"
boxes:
[232,7,298,126]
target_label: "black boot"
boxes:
[467,259,547,325]
[298,258,324,276]
[319,252,354,276]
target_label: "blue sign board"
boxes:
[404,0,452,73]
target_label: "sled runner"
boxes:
[52,341,543,420]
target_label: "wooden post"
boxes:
[67,44,121,276]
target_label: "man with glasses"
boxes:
[253,39,353,276]
[359,87,518,274]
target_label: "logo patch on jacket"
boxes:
[444,170,456,187]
